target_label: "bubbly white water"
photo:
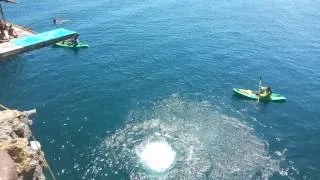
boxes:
[82,96,280,179]
[137,141,176,172]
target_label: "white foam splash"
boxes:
[82,96,280,179]
[137,141,176,172]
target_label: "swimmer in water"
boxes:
[53,17,69,25]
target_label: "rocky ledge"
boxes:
[0,109,46,180]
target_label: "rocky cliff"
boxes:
[0,109,46,180]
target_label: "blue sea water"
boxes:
[1,0,320,179]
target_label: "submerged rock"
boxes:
[0,109,46,180]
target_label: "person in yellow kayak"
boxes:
[258,86,272,98]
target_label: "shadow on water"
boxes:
[0,58,24,75]
[51,45,84,55]
[0,56,22,64]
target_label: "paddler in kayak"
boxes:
[258,86,272,98]
[256,76,272,99]
[60,34,79,46]
[70,34,80,47]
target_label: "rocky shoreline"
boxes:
[0,109,46,180]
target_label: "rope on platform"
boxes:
[0,103,56,180]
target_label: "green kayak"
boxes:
[54,42,89,49]
[233,88,286,102]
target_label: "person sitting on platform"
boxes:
[0,30,8,42]
[0,20,6,30]
[8,25,18,38]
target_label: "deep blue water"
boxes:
[1,0,320,179]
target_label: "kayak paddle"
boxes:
[257,76,262,102]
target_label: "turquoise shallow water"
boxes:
[1,0,320,179]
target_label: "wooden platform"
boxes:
[0,26,77,59]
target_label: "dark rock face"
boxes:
[0,110,45,180]
[13,123,31,138]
